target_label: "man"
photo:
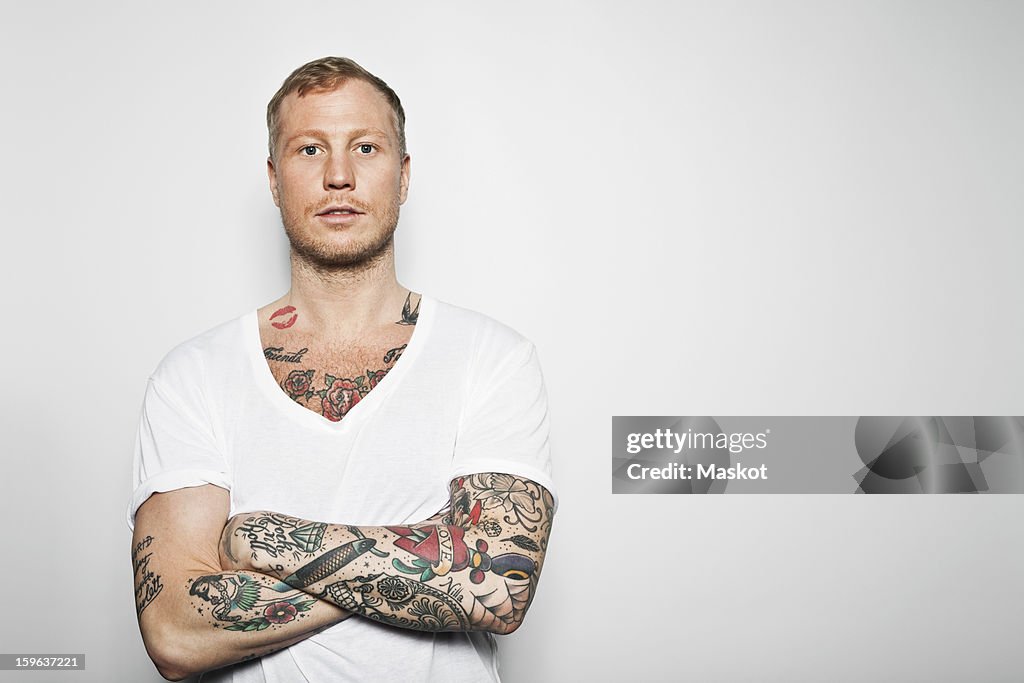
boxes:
[128,57,556,682]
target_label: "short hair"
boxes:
[266,56,406,160]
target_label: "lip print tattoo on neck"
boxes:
[270,306,298,330]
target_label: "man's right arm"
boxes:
[132,484,350,681]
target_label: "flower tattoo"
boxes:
[377,576,412,603]
[366,369,388,389]
[263,601,298,624]
[322,377,363,422]
[283,369,314,398]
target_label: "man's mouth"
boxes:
[317,204,364,216]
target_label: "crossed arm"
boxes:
[132,473,554,680]
[220,473,555,635]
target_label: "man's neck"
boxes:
[276,245,411,340]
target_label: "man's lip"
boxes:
[316,205,364,216]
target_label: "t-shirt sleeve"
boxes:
[450,340,557,509]
[126,376,232,531]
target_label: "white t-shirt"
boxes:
[127,296,556,683]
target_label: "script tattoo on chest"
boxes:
[263,347,309,363]
[383,344,406,364]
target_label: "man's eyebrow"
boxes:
[284,128,330,144]
[285,127,391,144]
[347,127,390,140]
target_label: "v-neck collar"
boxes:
[244,295,436,432]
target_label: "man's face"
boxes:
[268,79,410,269]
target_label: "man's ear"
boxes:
[267,156,281,207]
[399,154,411,205]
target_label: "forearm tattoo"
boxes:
[229,474,555,634]
[187,572,320,632]
[232,512,327,562]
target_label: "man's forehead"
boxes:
[278,81,397,137]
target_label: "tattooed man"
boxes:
[128,57,555,682]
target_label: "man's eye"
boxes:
[358,144,374,154]
[301,146,318,156]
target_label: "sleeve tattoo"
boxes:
[222,474,556,634]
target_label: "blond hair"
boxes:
[266,56,406,160]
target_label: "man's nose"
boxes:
[324,152,354,191]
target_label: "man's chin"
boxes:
[287,236,395,271]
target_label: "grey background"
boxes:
[2,1,1022,681]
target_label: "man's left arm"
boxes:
[220,472,555,634]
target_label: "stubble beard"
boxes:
[281,196,401,273]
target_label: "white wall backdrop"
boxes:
[1,1,1022,681]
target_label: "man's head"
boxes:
[266,57,410,270]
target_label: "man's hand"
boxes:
[220,473,555,634]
